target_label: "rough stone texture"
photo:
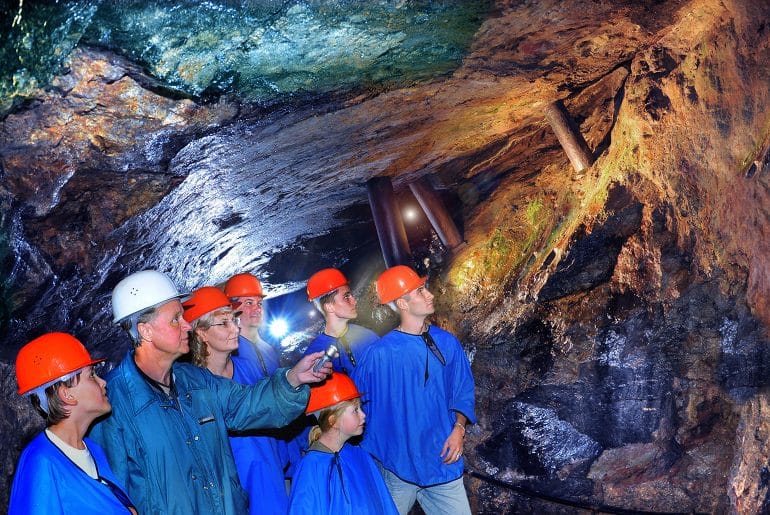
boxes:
[451,1,770,512]
[0,47,236,273]
[1,0,770,513]
[730,392,770,512]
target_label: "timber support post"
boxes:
[408,177,466,254]
[367,176,413,268]
[543,100,594,173]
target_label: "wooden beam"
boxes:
[408,177,466,253]
[543,100,594,173]
[367,177,413,268]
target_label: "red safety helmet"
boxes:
[306,372,361,414]
[16,332,105,396]
[307,268,348,301]
[182,286,232,322]
[224,273,264,298]
[376,265,427,304]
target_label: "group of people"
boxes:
[9,264,476,515]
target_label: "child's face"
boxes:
[67,365,111,418]
[336,399,366,438]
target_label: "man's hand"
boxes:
[286,351,332,387]
[440,424,465,465]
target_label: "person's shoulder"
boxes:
[429,325,461,344]
[232,355,262,381]
[172,362,220,389]
[173,361,208,376]
[428,324,454,337]
[364,331,398,352]
[349,324,378,338]
[17,432,59,472]
[254,335,278,353]
[340,442,368,458]
[296,448,333,470]
[378,329,402,341]
[20,431,48,455]
[304,332,332,354]
[102,352,134,383]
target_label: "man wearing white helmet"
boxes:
[89,270,331,515]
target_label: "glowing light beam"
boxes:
[269,318,289,339]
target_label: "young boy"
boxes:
[304,268,378,378]
[10,332,136,514]
[356,265,476,515]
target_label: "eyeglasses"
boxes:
[209,318,240,329]
[420,330,446,386]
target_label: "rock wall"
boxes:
[447,0,770,512]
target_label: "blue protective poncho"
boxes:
[356,325,476,486]
[10,432,134,514]
[237,334,280,376]
[89,350,308,515]
[236,334,307,481]
[230,355,291,515]
[287,443,398,515]
[304,324,378,378]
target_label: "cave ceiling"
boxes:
[0,0,672,354]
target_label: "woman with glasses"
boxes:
[10,333,137,514]
[184,286,294,515]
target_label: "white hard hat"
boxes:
[112,270,185,323]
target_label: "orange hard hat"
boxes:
[307,268,348,301]
[182,286,232,322]
[306,372,361,414]
[376,265,427,304]
[224,273,264,298]
[15,332,105,396]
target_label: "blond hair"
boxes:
[189,307,235,367]
[308,398,361,445]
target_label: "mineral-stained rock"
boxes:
[729,392,770,513]
[0,47,237,303]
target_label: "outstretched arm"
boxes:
[286,351,332,387]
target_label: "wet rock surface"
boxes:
[2,0,770,513]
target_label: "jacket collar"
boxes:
[117,350,179,414]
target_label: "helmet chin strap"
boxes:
[26,370,78,414]
[127,313,141,343]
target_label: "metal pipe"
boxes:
[366,177,412,268]
[408,177,466,253]
[543,100,594,173]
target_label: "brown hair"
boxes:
[311,289,338,316]
[31,373,82,426]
